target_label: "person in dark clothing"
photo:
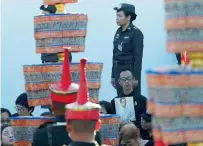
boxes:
[12,93,35,117]
[99,100,114,114]
[137,113,152,140]
[120,123,154,146]
[65,58,101,146]
[111,3,144,96]
[176,53,181,65]
[1,108,12,126]
[111,69,146,126]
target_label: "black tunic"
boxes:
[32,116,102,146]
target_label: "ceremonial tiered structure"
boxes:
[11,0,106,146]
[146,0,203,146]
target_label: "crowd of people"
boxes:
[0,67,153,146]
[1,2,183,146]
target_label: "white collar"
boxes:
[56,122,66,126]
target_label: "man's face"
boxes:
[119,71,134,92]
[116,11,130,26]
[141,117,152,130]
[15,104,30,116]
[1,112,9,119]
[120,98,126,108]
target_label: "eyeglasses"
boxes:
[119,76,133,83]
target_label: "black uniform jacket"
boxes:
[32,118,102,146]
[111,91,147,126]
[111,23,144,78]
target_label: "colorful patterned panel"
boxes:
[43,0,78,5]
[146,66,203,144]
[164,0,203,30]
[10,117,55,146]
[23,62,103,106]
[100,114,120,146]
[34,14,88,53]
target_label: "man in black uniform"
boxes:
[111,3,144,96]
[111,69,147,126]
[65,58,101,146]
[32,50,102,146]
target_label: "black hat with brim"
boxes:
[114,3,137,20]
[40,5,57,14]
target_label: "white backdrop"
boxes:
[1,0,177,116]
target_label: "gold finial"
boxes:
[188,52,203,69]
[55,3,65,13]
[58,52,65,62]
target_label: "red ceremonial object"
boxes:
[50,48,79,103]
[65,58,100,120]
[155,141,166,146]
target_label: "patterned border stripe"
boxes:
[102,139,119,146]
[28,98,52,107]
[35,30,86,39]
[28,96,99,106]
[183,105,203,117]
[101,117,120,125]
[165,17,203,30]
[153,104,182,118]
[10,119,53,127]
[167,42,203,53]
[36,46,84,54]
[14,141,32,146]
[184,131,203,142]
[147,75,203,87]
[34,15,88,23]
[162,131,185,145]
[43,0,78,5]
[25,82,101,91]
[23,64,103,73]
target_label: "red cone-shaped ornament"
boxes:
[65,58,101,120]
[77,58,89,105]
[50,48,79,103]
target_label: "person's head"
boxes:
[118,70,138,95]
[120,123,140,146]
[67,120,100,139]
[15,93,35,116]
[99,101,113,114]
[1,108,11,120]
[1,124,14,146]
[114,3,137,26]
[51,101,66,116]
[141,113,152,130]
[120,98,127,108]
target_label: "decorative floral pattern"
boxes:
[100,115,120,146]
[23,63,103,106]
[34,14,88,53]
[147,67,203,144]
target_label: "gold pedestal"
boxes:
[188,52,203,69]
[57,53,65,62]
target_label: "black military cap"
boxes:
[40,5,57,14]
[114,3,137,20]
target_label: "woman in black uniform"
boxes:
[111,3,144,96]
